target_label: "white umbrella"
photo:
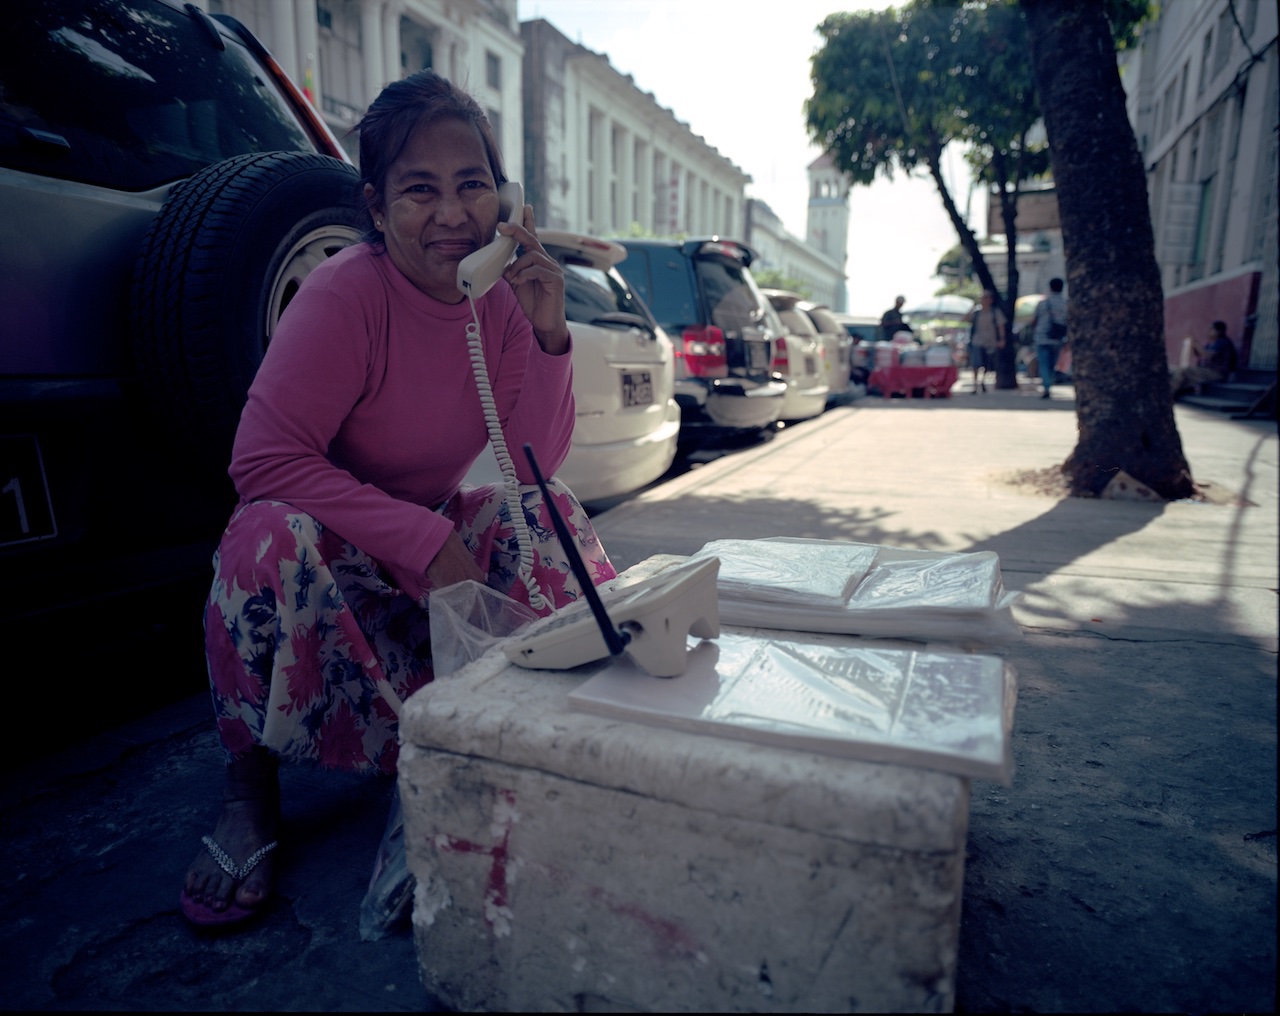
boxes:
[903,295,975,319]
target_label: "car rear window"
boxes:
[694,256,767,334]
[561,260,651,325]
[806,306,843,334]
[0,0,315,191]
[778,307,817,336]
[621,247,698,333]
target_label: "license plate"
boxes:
[622,370,654,407]
[1,435,58,547]
[748,342,769,368]
[805,356,818,376]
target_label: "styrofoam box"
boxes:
[397,634,972,1013]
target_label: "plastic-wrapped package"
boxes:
[569,630,1016,784]
[687,538,877,606]
[702,538,1022,645]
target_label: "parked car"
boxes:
[759,291,829,421]
[831,313,883,385]
[763,290,853,405]
[1,0,362,622]
[614,238,787,441]
[800,301,856,402]
[463,231,681,503]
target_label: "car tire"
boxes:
[130,150,364,466]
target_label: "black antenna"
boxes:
[523,444,631,657]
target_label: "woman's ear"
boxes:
[363,182,383,225]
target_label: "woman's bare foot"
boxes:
[183,748,280,920]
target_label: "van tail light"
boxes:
[680,325,728,378]
[772,336,790,372]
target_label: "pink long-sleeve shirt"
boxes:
[230,242,574,601]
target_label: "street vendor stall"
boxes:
[396,542,1020,1012]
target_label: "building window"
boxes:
[588,109,604,232]
[609,125,622,230]
[1197,31,1213,95]
[485,51,501,90]
[401,20,435,74]
[633,140,649,227]
[1189,176,1215,279]
[1213,10,1233,78]
[1243,0,1259,36]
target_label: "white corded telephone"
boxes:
[505,444,721,677]
[453,186,721,675]
[504,552,721,677]
[455,182,551,610]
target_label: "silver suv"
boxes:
[1,0,363,623]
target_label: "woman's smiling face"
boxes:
[365,115,501,303]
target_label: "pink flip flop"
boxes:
[180,835,278,927]
[180,890,259,927]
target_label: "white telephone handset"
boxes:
[457,181,551,610]
[457,181,524,299]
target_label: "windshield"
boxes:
[0,0,315,190]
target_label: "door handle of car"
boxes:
[21,128,70,152]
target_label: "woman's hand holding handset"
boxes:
[498,204,569,357]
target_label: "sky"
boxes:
[516,0,984,316]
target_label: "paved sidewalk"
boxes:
[3,386,1276,1012]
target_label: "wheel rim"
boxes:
[264,224,363,340]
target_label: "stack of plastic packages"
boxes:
[686,537,1021,645]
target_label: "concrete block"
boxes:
[398,643,971,1012]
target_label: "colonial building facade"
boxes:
[194,2,845,305]
[205,0,526,177]
[1120,0,1278,370]
[519,19,749,240]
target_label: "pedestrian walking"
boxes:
[967,290,1007,394]
[1031,278,1068,399]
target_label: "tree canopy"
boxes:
[805,0,1152,317]
[805,1,1046,321]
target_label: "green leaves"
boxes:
[807,1,1042,188]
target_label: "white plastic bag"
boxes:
[427,579,539,679]
[359,580,537,939]
[359,787,412,941]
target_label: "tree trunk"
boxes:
[992,150,1021,389]
[922,137,1001,299]
[1022,0,1195,498]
